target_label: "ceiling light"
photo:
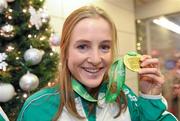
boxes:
[153,17,180,34]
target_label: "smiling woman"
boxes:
[17,5,178,121]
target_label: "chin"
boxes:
[81,78,103,89]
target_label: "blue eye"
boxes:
[76,44,89,51]
[100,44,111,53]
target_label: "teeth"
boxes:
[84,68,99,73]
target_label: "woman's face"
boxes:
[67,17,112,88]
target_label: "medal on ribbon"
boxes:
[72,51,141,103]
[123,51,141,72]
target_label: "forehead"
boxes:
[71,17,112,39]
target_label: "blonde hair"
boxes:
[54,5,127,120]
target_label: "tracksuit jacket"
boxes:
[0,106,9,121]
[17,83,178,121]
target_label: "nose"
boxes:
[87,49,102,66]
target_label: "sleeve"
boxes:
[123,85,178,121]
[137,94,178,121]
[16,101,34,121]
[0,107,9,121]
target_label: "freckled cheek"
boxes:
[67,50,79,69]
[67,58,80,76]
[68,52,86,66]
[104,53,113,68]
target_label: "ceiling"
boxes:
[105,0,158,10]
[135,0,157,6]
[168,13,180,26]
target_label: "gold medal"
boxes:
[123,51,141,72]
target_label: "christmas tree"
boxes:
[0,0,59,120]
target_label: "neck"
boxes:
[86,85,100,94]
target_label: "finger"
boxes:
[140,55,152,61]
[140,58,160,68]
[139,74,165,84]
[138,68,162,76]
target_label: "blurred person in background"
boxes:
[172,58,180,119]
[172,58,180,96]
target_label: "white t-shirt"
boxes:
[58,93,131,121]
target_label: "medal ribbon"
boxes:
[72,58,126,103]
[72,78,98,102]
[105,58,125,102]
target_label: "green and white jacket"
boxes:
[17,84,178,121]
[0,107,9,121]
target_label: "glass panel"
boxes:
[136,13,180,120]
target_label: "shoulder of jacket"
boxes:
[17,86,60,121]
[23,87,59,112]
[25,86,60,106]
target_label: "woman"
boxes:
[17,6,178,121]
[172,58,180,97]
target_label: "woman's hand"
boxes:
[138,55,165,95]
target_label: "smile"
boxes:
[82,67,103,73]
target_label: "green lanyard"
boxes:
[72,51,139,103]
[72,58,125,103]
[72,78,98,102]
[105,58,125,102]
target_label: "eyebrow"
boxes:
[73,39,112,47]
[100,40,112,43]
[75,39,91,44]
[75,39,112,43]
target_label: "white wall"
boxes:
[44,0,138,94]
[136,0,180,19]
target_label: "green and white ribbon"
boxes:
[72,78,98,102]
[105,58,125,102]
